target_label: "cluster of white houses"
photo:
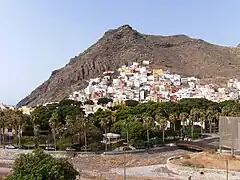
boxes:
[2,60,240,119]
[1,60,239,145]
[68,61,240,114]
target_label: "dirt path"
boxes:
[72,150,187,179]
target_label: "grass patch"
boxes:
[182,154,191,159]
[182,161,205,168]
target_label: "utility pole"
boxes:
[226,160,228,180]
[123,159,126,180]
[123,143,127,180]
[123,123,128,180]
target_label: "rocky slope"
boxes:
[18,25,240,107]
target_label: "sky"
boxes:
[0,0,239,105]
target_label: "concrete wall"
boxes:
[167,156,240,180]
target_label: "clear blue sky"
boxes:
[0,0,239,105]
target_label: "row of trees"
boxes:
[0,98,239,150]
[0,108,28,147]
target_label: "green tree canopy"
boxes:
[97,97,113,105]
[5,149,78,180]
[125,100,139,107]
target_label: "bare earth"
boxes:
[173,152,240,171]
[71,150,186,179]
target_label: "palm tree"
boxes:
[169,114,177,132]
[155,114,168,144]
[31,115,40,148]
[57,122,66,151]
[169,113,178,140]
[80,116,91,152]
[142,113,154,147]
[0,110,7,147]
[199,110,206,134]
[179,112,189,139]
[100,118,108,151]
[207,109,219,134]
[10,109,25,147]
[65,115,75,144]
[75,114,84,145]
[49,110,60,151]
[123,121,129,145]
[33,124,40,148]
[189,108,200,139]
[110,110,117,124]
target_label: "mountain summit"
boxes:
[18,25,240,107]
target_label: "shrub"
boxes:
[4,149,78,180]
[125,100,139,107]
[206,148,217,154]
[182,161,204,168]
[183,154,191,159]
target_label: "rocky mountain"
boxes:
[17,25,240,107]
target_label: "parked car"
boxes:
[6,145,17,149]
[66,147,76,151]
[44,146,55,151]
[66,144,81,151]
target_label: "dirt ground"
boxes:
[173,152,240,171]
[72,151,184,172]
[71,150,185,180]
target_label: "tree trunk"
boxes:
[18,133,21,147]
[185,120,188,138]
[162,128,165,145]
[53,130,56,151]
[105,128,107,152]
[2,129,4,148]
[191,122,194,140]
[209,120,212,134]
[201,122,203,135]
[0,130,2,146]
[213,119,216,133]
[173,123,176,140]
[147,129,149,145]
[126,129,129,145]
[77,134,80,145]
[36,135,39,148]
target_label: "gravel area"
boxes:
[72,150,187,179]
[110,164,181,179]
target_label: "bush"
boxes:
[183,154,191,159]
[97,97,113,105]
[88,142,101,151]
[4,149,78,180]
[186,125,201,139]
[125,100,139,107]
[55,137,72,150]
[182,161,204,168]
[206,148,217,154]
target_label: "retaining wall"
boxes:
[167,155,240,180]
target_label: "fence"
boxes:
[219,116,240,152]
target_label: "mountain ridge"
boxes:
[17,25,240,107]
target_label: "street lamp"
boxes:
[123,122,129,180]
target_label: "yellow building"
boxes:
[153,69,163,77]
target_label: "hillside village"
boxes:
[1,61,240,116]
[67,61,240,115]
